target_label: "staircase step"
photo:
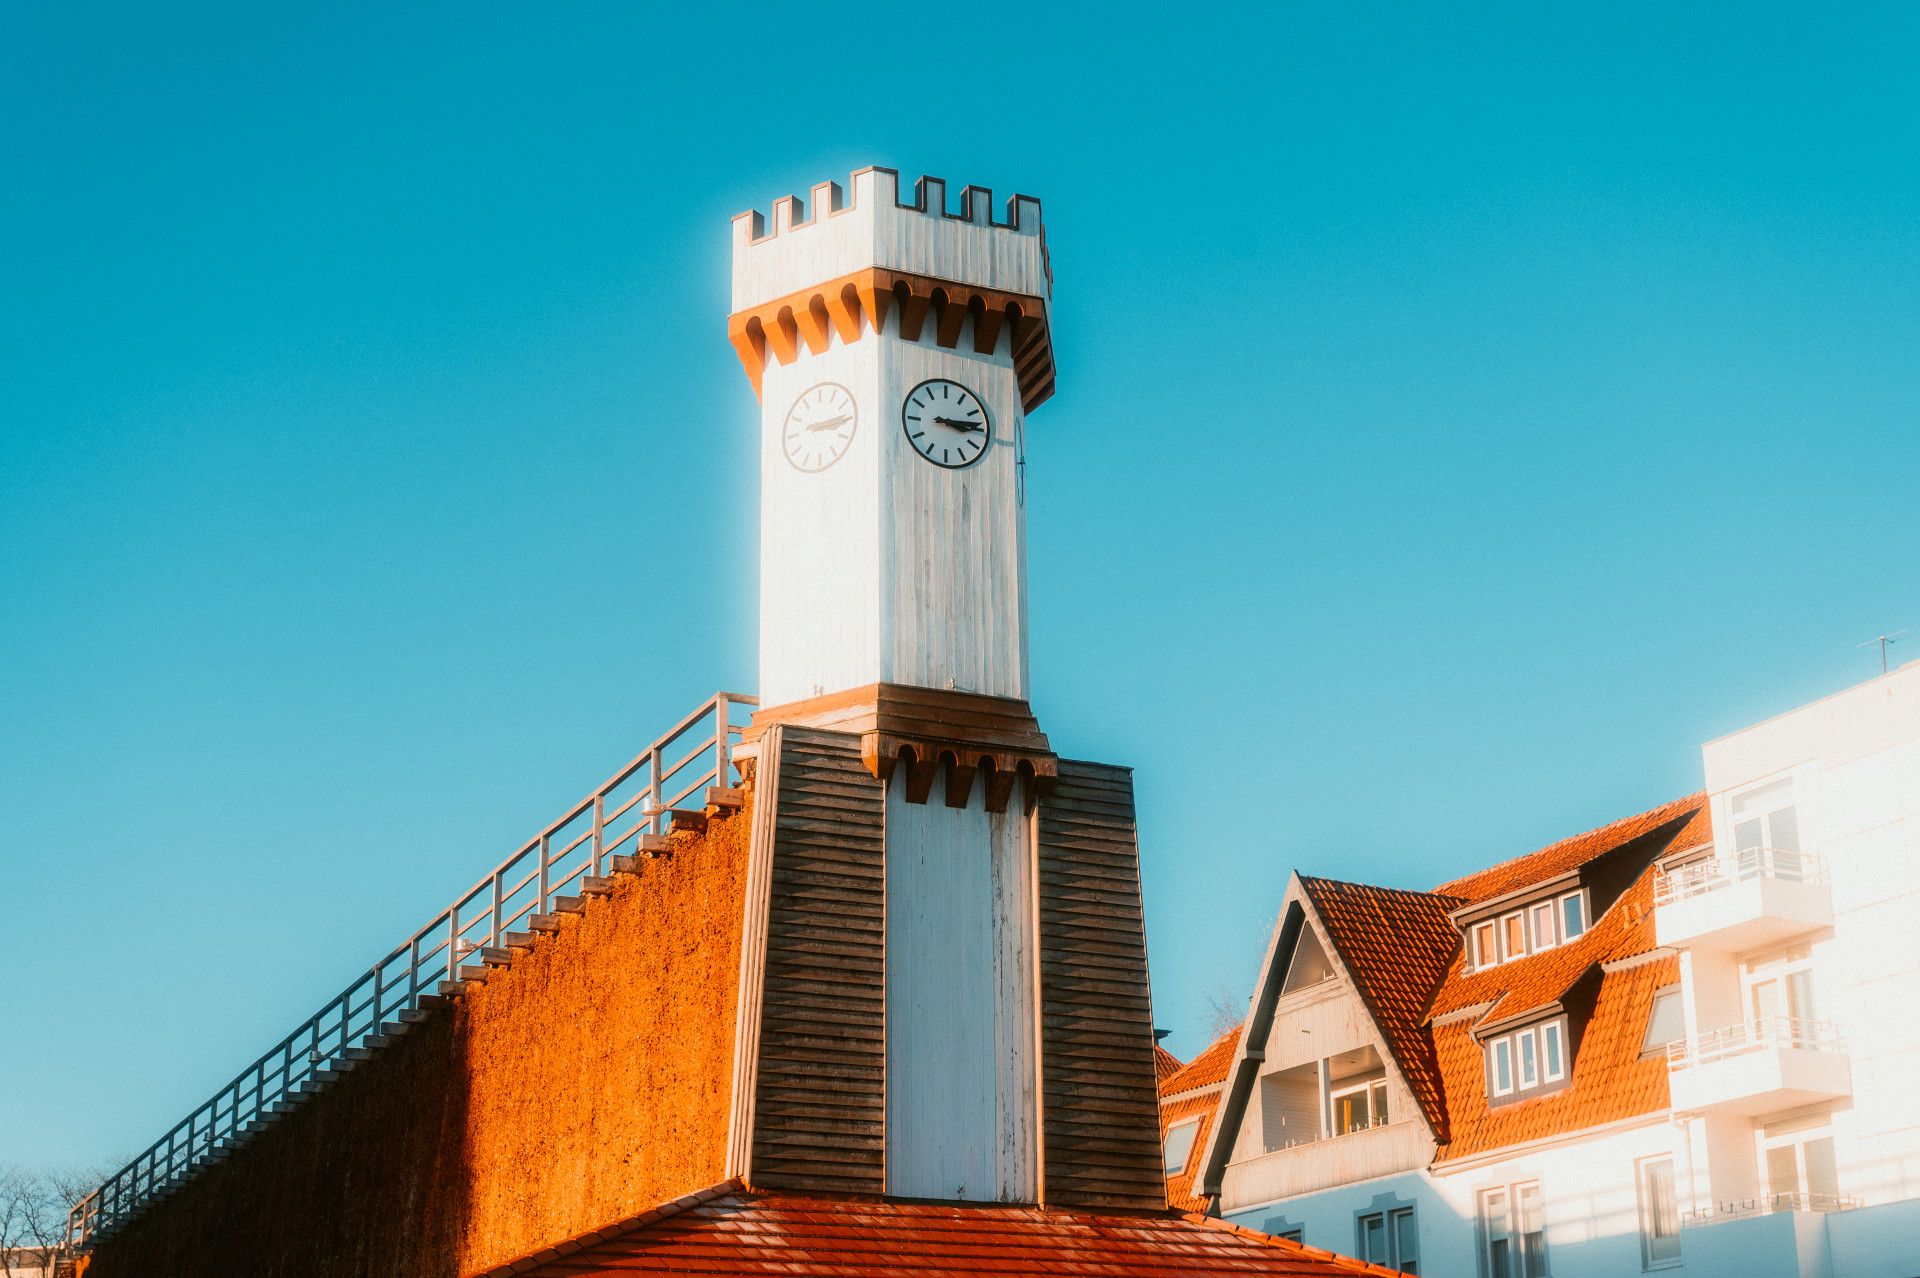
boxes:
[400,1008,435,1024]
[669,808,707,833]
[612,854,641,874]
[582,875,615,896]
[504,931,536,949]
[480,947,514,966]
[706,785,745,811]
[553,896,584,914]
[457,965,489,983]
[530,913,564,933]
[638,834,674,857]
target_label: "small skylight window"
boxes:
[1163,1118,1201,1175]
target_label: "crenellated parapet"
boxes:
[728,167,1056,411]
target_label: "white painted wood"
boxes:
[884,766,1037,1201]
[732,168,1049,313]
[723,726,783,1179]
[756,297,1030,707]
[742,169,1042,711]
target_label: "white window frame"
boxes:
[1729,775,1801,857]
[1480,1180,1548,1278]
[1640,985,1684,1059]
[1635,1155,1682,1270]
[1500,911,1528,961]
[1357,1204,1419,1274]
[1541,1020,1566,1082]
[1162,1117,1200,1175]
[1528,899,1558,951]
[1557,890,1588,940]
[1329,1076,1389,1135]
[1486,1017,1569,1101]
[1473,921,1498,970]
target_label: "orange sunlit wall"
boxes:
[85,802,753,1278]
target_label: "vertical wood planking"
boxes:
[748,728,887,1193]
[1035,761,1168,1210]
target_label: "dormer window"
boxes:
[1485,1017,1569,1101]
[1468,890,1589,971]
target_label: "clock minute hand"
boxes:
[933,416,983,433]
[805,415,852,432]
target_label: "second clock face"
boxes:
[782,382,858,473]
[902,379,991,469]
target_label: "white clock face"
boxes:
[782,382,858,473]
[901,378,991,469]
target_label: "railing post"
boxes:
[592,794,606,876]
[649,744,664,834]
[539,834,551,913]
[716,692,733,785]
[491,869,504,947]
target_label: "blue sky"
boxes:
[3,2,1916,1171]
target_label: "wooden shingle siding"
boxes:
[750,727,888,1193]
[1035,760,1167,1209]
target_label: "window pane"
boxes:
[1372,1079,1389,1125]
[1393,1208,1418,1273]
[1475,923,1498,967]
[1278,1229,1303,1243]
[1786,969,1817,1024]
[1483,1190,1511,1278]
[1732,777,1792,816]
[1766,1144,1799,1199]
[1360,1213,1386,1264]
[1805,1136,1839,1201]
[1530,901,1557,949]
[1560,893,1587,939]
[1163,1120,1198,1174]
[1769,806,1800,853]
[1643,1159,1681,1263]
[1518,1184,1547,1278]
[1494,1040,1513,1093]
[1642,988,1685,1056]
[1334,1089,1370,1135]
[1519,1031,1539,1088]
[1733,815,1765,852]
[1543,1022,1565,1080]
[1503,913,1528,958]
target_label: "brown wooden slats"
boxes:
[1035,760,1168,1210]
[749,728,888,1193]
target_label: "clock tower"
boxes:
[725,170,1158,1210]
[729,166,1054,710]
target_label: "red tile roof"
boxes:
[1155,1044,1186,1084]
[1159,1026,1239,1097]
[1165,794,1710,1202]
[1433,794,1707,903]
[480,1181,1410,1276]
[1298,877,1462,1141]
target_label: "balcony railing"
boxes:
[1654,847,1826,908]
[66,691,755,1250]
[1681,1192,1861,1227]
[1666,1016,1843,1070]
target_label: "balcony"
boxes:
[1666,1017,1851,1116]
[1219,1120,1434,1210]
[1654,848,1832,951]
[1682,1192,1860,1227]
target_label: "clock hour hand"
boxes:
[805,414,852,433]
[933,416,983,433]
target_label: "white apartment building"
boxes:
[1160,660,1920,1277]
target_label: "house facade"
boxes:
[1164,660,1920,1278]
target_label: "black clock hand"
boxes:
[933,416,983,433]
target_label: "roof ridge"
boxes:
[1432,792,1706,899]
[1299,872,1467,907]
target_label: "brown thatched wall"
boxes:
[85,800,752,1278]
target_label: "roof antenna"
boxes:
[1858,629,1909,674]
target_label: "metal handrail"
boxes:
[1680,1191,1860,1226]
[67,691,756,1249]
[1653,846,1825,907]
[1666,1016,1844,1070]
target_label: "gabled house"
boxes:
[1171,795,1711,1275]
